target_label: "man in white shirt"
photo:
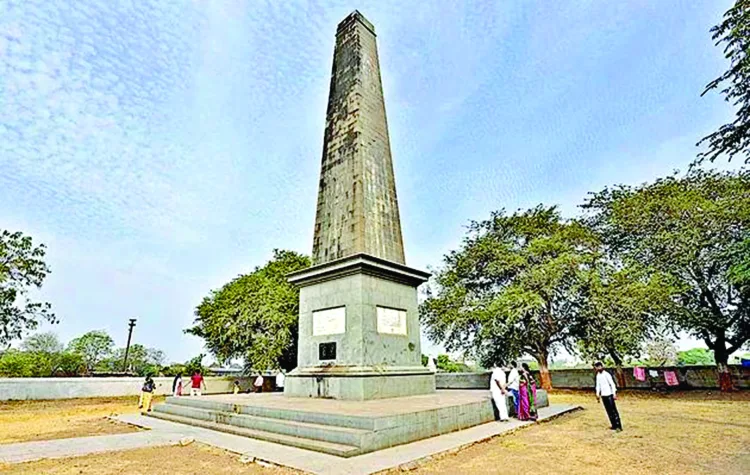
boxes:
[595,361,622,431]
[490,363,510,422]
[507,362,520,417]
[253,374,264,393]
[275,370,285,392]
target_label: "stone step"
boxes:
[153,403,370,447]
[147,410,362,457]
[165,396,375,430]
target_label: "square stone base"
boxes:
[284,369,435,400]
[150,389,546,456]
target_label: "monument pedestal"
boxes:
[285,253,435,400]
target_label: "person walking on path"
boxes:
[595,362,623,431]
[172,373,183,397]
[490,363,510,421]
[138,375,156,412]
[507,361,520,416]
[190,370,206,396]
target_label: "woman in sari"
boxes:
[518,363,538,421]
[521,363,537,421]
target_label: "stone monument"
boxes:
[284,11,435,401]
[147,14,559,457]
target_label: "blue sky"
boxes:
[0,0,740,363]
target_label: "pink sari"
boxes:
[518,383,530,420]
[518,372,538,421]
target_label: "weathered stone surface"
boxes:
[312,10,405,266]
[286,254,433,400]
[288,11,432,401]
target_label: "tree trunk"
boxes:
[714,347,734,392]
[536,355,553,390]
[609,350,626,388]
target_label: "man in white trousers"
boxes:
[490,363,510,421]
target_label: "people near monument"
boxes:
[190,370,206,396]
[172,373,183,397]
[138,375,156,412]
[275,370,285,392]
[233,380,241,394]
[595,362,622,431]
[254,374,264,393]
[489,363,510,422]
[516,363,538,421]
[507,362,520,416]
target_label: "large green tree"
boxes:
[699,0,750,163]
[0,230,56,346]
[21,331,63,354]
[584,169,750,390]
[420,206,597,389]
[186,249,310,372]
[68,330,115,373]
[574,263,675,385]
[98,344,166,376]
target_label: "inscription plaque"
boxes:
[312,306,346,336]
[377,306,407,335]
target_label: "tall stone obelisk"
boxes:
[285,11,435,400]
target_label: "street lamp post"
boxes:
[122,318,137,373]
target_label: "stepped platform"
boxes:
[148,389,548,457]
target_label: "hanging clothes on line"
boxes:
[664,370,679,386]
[633,367,647,381]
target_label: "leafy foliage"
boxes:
[187,249,311,372]
[0,230,56,346]
[21,331,63,354]
[574,262,676,365]
[420,206,598,389]
[643,337,678,366]
[583,169,750,369]
[98,343,165,376]
[677,348,716,365]
[185,354,206,375]
[435,354,471,373]
[0,332,85,377]
[68,330,114,373]
[698,0,750,163]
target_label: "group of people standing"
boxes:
[490,361,538,422]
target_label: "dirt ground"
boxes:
[0,395,160,444]
[0,442,297,475]
[2,391,749,474]
[410,390,750,475]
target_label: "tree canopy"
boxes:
[20,331,64,354]
[0,230,56,346]
[677,348,716,365]
[186,249,310,372]
[584,168,750,389]
[698,0,750,163]
[420,206,598,389]
[573,264,674,367]
[68,330,115,373]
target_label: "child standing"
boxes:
[139,375,156,412]
[172,373,183,396]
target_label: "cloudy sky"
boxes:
[0,0,740,363]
